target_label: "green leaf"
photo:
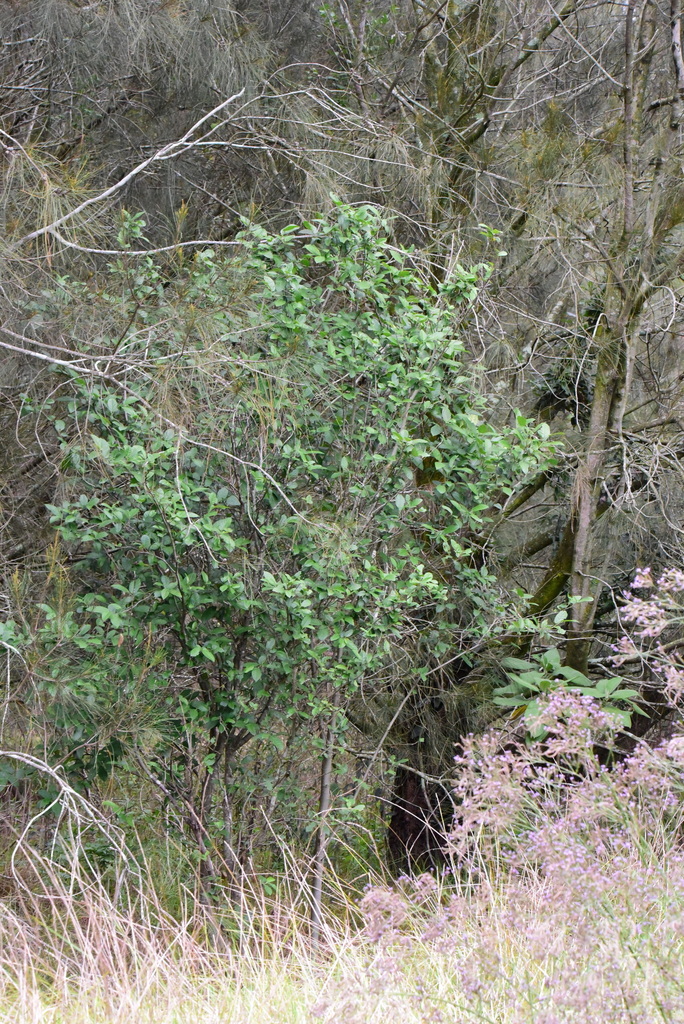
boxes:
[557,666,591,685]
[608,688,641,701]
[515,671,545,685]
[92,435,111,458]
[540,648,562,672]
[501,656,535,671]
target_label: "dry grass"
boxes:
[2,852,683,1024]
[3,711,684,1024]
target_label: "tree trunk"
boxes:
[311,703,336,946]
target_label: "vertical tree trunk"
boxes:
[311,704,336,947]
[386,764,436,876]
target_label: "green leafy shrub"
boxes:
[7,202,554,867]
[493,647,644,736]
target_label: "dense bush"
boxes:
[0,203,552,880]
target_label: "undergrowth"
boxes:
[2,692,684,1024]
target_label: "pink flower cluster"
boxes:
[620,565,684,636]
[359,884,408,944]
[627,565,684,592]
[631,566,654,589]
[656,567,684,593]
[529,689,617,757]
[319,720,684,1024]
[614,565,684,694]
[663,664,684,701]
[610,634,639,665]
[620,595,669,637]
